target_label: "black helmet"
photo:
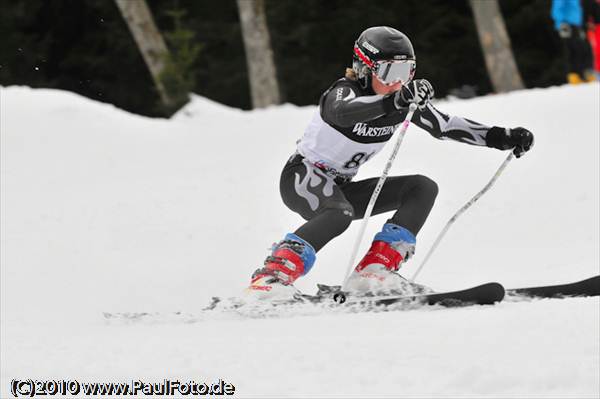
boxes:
[352,26,416,88]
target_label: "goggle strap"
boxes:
[353,45,375,69]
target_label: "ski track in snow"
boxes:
[1,84,599,397]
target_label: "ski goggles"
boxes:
[373,60,416,86]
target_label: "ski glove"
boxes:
[390,79,435,111]
[508,127,535,158]
[486,126,535,158]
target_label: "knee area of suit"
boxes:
[410,175,439,199]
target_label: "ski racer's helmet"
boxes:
[352,26,416,89]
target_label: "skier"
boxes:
[247,26,534,299]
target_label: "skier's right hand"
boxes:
[392,79,434,110]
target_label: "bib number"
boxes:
[343,151,375,169]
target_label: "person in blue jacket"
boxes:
[552,0,596,82]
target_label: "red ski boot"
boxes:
[247,233,316,300]
[346,223,418,295]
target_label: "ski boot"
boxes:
[346,223,425,296]
[584,70,598,82]
[247,233,316,300]
[567,72,584,84]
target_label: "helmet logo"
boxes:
[362,41,379,54]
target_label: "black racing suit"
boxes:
[280,76,511,252]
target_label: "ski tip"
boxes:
[585,275,600,296]
[485,282,505,303]
[482,282,505,291]
[441,282,505,305]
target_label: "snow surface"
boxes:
[1,83,599,398]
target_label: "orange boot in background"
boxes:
[567,72,585,84]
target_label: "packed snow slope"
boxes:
[2,83,599,398]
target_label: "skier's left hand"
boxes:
[508,127,535,158]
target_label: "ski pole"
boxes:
[337,103,418,300]
[409,151,514,283]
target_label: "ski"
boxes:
[506,275,600,299]
[303,282,505,308]
[377,282,505,307]
[103,276,598,323]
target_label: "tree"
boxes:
[114,0,180,109]
[159,6,202,109]
[236,0,280,108]
[469,0,525,92]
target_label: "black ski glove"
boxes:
[386,79,435,111]
[486,126,535,158]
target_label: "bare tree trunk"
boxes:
[236,0,280,108]
[114,0,175,107]
[469,0,524,92]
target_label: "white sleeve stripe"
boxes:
[347,94,385,104]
